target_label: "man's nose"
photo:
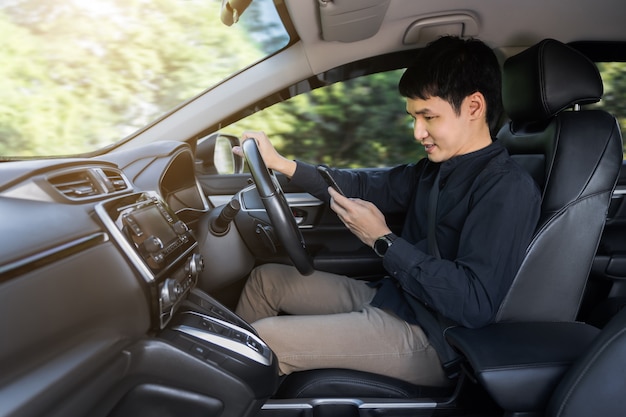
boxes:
[413,119,428,141]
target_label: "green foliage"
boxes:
[281,71,426,167]
[227,71,427,168]
[596,63,626,151]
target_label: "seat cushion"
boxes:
[273,368,454,399]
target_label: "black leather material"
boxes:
[502,39,603,123]
[445,322,600,411]
[546,307,626,417]
[496,41,623,323]
[273,368,452,399]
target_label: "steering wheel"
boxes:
[242,139,314,276]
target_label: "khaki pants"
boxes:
[235,263,449,386]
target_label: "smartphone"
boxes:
[317,165,346,196]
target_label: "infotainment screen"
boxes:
[96,192,195,278]
[129,204,178,248]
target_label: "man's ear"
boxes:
[466,92,487,121]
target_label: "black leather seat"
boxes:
[494,38,623,323]
[275,39,623,401]
[446,306,626,417]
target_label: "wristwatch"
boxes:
[373,233,398,258]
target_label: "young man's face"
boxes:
[406,95,487,163]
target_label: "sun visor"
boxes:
[318,0,391,42]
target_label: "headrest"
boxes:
[502,39,603,123]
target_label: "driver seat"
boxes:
[273,39,623,401]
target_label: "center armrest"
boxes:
[445,322,600,413]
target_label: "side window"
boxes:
[590,62,626,157]
[225,70,425,168]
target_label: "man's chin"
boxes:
[426,154,443,163]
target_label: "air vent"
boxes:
[48,170,101,199]
[101,168,130,193]
[48,167,131,201]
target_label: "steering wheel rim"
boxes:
[242,139,314,276]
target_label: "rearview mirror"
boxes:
[220,0,252,26]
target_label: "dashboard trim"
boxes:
[0,232,109,283]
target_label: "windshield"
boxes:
[0,0,289,158]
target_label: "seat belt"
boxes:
[427,170,441,259]
[424,169,462,376]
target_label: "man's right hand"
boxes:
[234,131,297,178]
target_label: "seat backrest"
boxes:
[496,39,623,322]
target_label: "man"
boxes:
[233,36,541,386]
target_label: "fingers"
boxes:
[241,131,269,145]
[328,186,348,204]
[232,146,243,157]
[328,188,391,246]
[239,131,277,164]
[233,131,266,158]
[237,131,297,177]
[331,194,374,220]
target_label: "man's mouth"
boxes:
[424,143,436,153]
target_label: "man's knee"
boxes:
[248,263,291,286]
[251,316,283,346]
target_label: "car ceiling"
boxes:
[286,0,626,75]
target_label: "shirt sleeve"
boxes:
[383,167,541,328]
[290,160,423,211]
[289,161,332,202]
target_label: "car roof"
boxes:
[286,0,626,74]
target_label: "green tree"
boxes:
[0,0,265,157]
[595,62,626,156]
[231,71,425,168]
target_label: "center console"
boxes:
[96,191,203,328]
[97,191,279,416]
[159,288,278,399]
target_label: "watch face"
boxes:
[374,237,389,257]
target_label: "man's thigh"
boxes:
[236,264,377,321]
[253,305,448,386]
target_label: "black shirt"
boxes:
[290,140,541,330]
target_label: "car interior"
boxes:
[1,1,625,417]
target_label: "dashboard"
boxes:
[0,141,278,417]
[0,141,206,329]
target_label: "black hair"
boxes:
[398,36,502,132]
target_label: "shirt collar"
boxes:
[437,139,503,179]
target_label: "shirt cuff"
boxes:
[382,237,428,281]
